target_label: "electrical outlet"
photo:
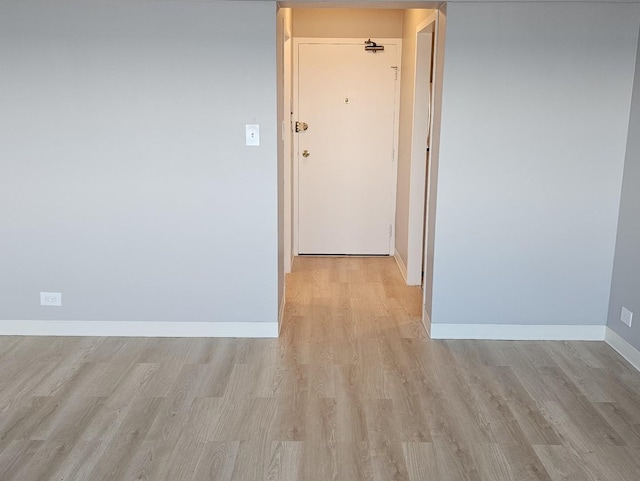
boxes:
[621,306,633,327]
[40,292,62,307]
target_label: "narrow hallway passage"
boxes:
[282,257,425,344]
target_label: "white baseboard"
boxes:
[278,290,286,335]
[430,323,606,341]
[0,320,279,338]
[394,248,408,284]
[422,309,432,338]
[605,327,640,372]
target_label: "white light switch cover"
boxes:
[246,124,260,146]
[621,307,633,327]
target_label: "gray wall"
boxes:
[431,2,640,326]
[607,26,640,349]
[3,0,640,336]
[0,0,278,324]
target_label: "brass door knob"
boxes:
[302,150,310,158]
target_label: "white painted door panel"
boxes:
[297,42,399,255]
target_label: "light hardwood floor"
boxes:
[2,256,640,480]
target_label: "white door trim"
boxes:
[406,12,437,285]
[292,37,402,256]
[283,22,293,273]
[419,11,443,336]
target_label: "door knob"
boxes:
[302,150,310,158]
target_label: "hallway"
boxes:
[282,256,425,345]
[1,258,640,480]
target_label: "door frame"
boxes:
[419,12,443,336]
[292,37,403,256]
[282,14,294,274]
[405,12,437,286]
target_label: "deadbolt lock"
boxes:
[295,121,309,133]
[302,150,310,158]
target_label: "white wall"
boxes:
[423,6,446,328]
[292,8,403,38]
[607,24,640,350]
[277,7,286,320]
[431,2,640,327]
[277,7,294,321]
[395,9,433,274]
[0,0,278,328]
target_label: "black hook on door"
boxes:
[364,39,384,53]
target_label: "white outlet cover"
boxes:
[246,124,260,146]
[40,292,62,307]
[621,306,633,327]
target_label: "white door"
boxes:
[295,40,400,255]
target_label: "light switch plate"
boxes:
[246,124,260,146]
[621,307,633,327]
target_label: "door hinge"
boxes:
[391,147,395,162]
[389,225,393,238]
[391,66,398,81]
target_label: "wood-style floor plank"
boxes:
[0,257,640,480]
